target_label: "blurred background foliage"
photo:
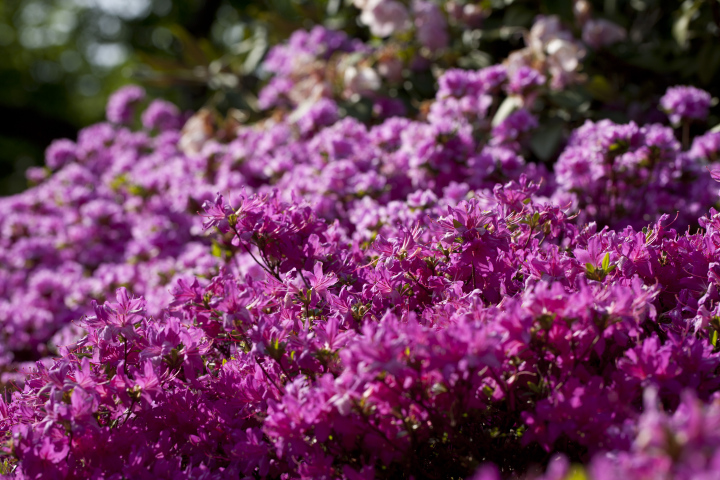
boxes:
[1,0,720,195]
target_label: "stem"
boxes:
[489,367,515,412]
[120,398,137,427]
[229,225,282,281]
[255,357,284,394]
[274,357,294,382]
[258,249,279,278]
[123,337,129,376]
[243,242,280,281]
[607,154,619,224]
[471,253,477,290]
[405,272,432,296]
[524,224,535,249]
[351,399,403,453]
[299,271,312,290]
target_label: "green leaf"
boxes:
[492,95,523,127]
[585,75,615,103]
[409,70,436,99]
[586,263,596,273]
[550,89,589,109]
[242,27,268,74]
[698,41,720,84]
[673,0,703,49]
[530,118,564,161]
[168,25,208,67]
[527,381,541,393]
[608,141,628,154]
[541,0,574,20]
[452,219,464,229]
[211,241,223,258]
[602,252,610,272]
[136,52,188,73]
[565,466,589,480]
[502,5,535,27]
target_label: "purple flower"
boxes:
[660,85,712,125]
[9,16,720,480]
[506,66,546,95]
[690,131,720,161]
[491,108,538,145]
[373,97,406,119]
[200,193,233,231]
[306,262,338,295]
[141,99,183,131]
[412,0,449,52]
[45,138,77,170]
[296,98,339,136]
[106,85,145,124]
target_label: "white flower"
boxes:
[546,38,584,73]
[360,0,410,37]
[344,65,381,96]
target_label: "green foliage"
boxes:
[585,253,617,282]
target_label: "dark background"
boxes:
[0,0,348,194]
[2,0,719,196]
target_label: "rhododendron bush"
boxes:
[4,3,720,479]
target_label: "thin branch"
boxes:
[255,357,284,394]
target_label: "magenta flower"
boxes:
[200,193,233,231]
[306,261,338,295]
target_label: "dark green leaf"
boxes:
[530,118,564,161]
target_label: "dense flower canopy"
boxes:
[2,5,720,480]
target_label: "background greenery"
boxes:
[2,0,720,195]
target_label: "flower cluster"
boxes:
[660,86,713,126]
[0,90,222,379]
[257,11,590,125]
[552,119,716,229]
[6,169,720,478]
[2,6,720,480]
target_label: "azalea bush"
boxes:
[4,2,720,479]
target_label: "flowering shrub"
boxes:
[3,5,720,480]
